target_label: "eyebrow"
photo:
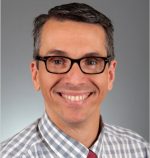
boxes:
[83,52,102,57]
[46,50,68,56]
[45,49,104,58]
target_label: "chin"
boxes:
[63,117,86,125]
[59,109,92,125]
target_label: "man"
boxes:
[1,2,149,158]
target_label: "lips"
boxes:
[57,92,93,103]
[61,93,91,102]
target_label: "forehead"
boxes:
[40,19,107,57]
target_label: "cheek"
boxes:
[38,72,60,100]
[93,73,109,99]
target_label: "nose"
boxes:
[63,63,86,85]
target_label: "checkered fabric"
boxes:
[1,112,150,158]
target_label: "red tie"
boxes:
[87,150,97,158]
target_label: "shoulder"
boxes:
[104,123,145,141]
[103,123,150,155]
[1,118,42,158]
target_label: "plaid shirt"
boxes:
[1,112,150,158]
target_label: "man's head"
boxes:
[31,3,116,126]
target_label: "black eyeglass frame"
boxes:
[34,55,113,74]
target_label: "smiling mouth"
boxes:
[57,92,93,103]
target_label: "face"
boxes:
[31,19,116,127]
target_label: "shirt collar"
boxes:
[90,120,104,156]
[38,112,104,157]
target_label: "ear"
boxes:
[30,61,40,91]
[108,60,117,91]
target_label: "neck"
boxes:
[65,118,100,148]
[49,113,101,148]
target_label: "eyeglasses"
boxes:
[35,55,113,74]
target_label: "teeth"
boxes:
[62,94,89,102]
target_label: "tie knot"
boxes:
[87,150,97,158]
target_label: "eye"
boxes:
[84,58,98,65]
[48,57,65,65]
[53,59,63,65]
